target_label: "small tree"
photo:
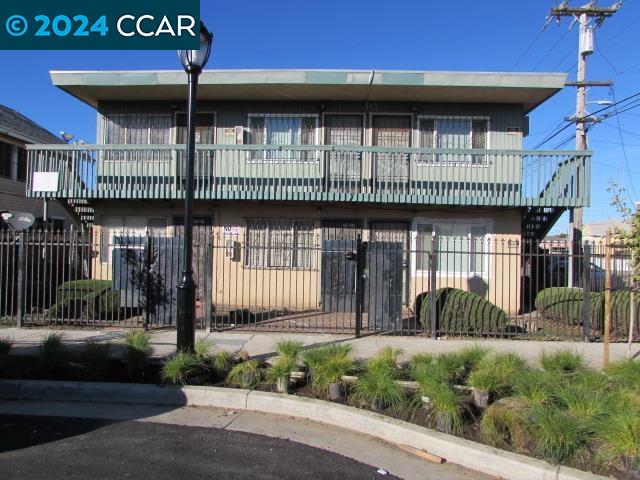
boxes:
[608,182,640,356]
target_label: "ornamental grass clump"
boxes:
[352,349,404,412]
[467,351,527,401]
[38,333,69,375]
[303,343,354,397]
[480,397,529,452]
[227,359,262,389]
[604,359,640,391]
[539,349,586,375]
[194,338,211,362]
[510,368,557,407]
[275,340,304,361]
[124,331,150,381]
[593,397,640,476]
[161,351,199,385]
[417,375,466,434]
[529,405,590,463]
[212,350,234,378]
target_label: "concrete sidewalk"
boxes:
[1,326,638,367]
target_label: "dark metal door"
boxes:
[366,241,404,331]
[372,115,411,193]
[370,221,410,305]
[324,115,363,192]
[321,240,357,313]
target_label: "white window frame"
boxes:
[244,217,316,270]
[246,113,320,164]
[411,219,492,278]
[416,115,490,166]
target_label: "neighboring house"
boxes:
[25,69,591,318]
[0,104,81,230]
[583,219,630,243]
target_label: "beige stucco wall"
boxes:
[91,201,523,315]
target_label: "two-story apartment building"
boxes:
[0,104,80,230]
[25,69,591,331]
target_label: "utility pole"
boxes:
[548,1,622,287]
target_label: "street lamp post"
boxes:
[177,22,213,352]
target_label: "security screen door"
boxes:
[372,115,411,193]
[324,115,364,192]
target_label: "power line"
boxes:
[509,28,547,71]
[610,87,637,196]
[532,28,570,70]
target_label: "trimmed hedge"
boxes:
[535,287,639,336]
[48,280,120,319]
[534,287,603,326]
[419,288,508,335]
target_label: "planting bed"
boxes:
[1,334,639,479]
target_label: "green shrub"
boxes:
[535,287,639,336]
[227,360,262,388]
[511,369,558,407]
[0,336,13,355]
[124,331,150,380]
[48,279,120,320]
[419,288,508,336]
[161,352,199,385]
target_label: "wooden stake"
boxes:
[396,444,445,464]
[604,230,612,367]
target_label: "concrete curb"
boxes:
[0,380,604,480]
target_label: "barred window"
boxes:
[247,114,318,162]
[417,117,488,164]
[245,218,315,269]
[102,114,172,145]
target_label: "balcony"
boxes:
[26,144,591,208]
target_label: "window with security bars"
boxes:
[417,117,488,164]
[415,222,489,275]
[245,218,315,269]
[102,114,172,161]
[246,115,318,162]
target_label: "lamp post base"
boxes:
[176,276,196,352]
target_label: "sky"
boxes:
[0,0,638,233]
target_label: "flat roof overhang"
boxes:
[50,69,567,113]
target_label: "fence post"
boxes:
[144,232,152,331]
[16,233,25,328]
[582,242,591,341]
[604,231,612,367]
[354,235,365,339]
[429,242,437,340]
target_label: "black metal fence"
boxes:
[0,229,637,342]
